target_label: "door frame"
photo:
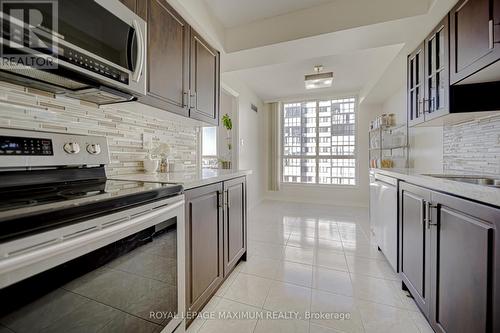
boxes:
[220,84,240,170]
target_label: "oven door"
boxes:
[0,195,185,333]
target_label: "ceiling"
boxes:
[204,0,335,28]
[175,0,458,104]
[223,45,403,102]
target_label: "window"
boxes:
[201,126,218,169]
[282,97,357,185]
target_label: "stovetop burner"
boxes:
[0,180,108,212]
[0,174,183,242]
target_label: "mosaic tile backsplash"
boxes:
[443,114,500,176]
[0,81,199,175]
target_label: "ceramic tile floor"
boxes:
[187,200,434,333]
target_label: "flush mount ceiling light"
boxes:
[305,65,333,90]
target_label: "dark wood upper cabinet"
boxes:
[185,183,224,323]
[399,182,432,316]
[408,16,450,127]
[424,16,450,121]
[189,30,220,126]
[118,0,136,12]
[223,177,247,276]
[429,192,500,333]
[131,0,220,124]
[139,0,190,117]
[407,43,425,127]
[407,0,500,125]
[450,0,500,84]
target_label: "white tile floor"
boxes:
[187,200,434,333]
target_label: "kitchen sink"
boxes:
[425,174,500,187]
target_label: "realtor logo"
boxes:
[0,0,58,69]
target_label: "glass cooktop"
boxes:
[0,179,183,242]
[0,179,180,213]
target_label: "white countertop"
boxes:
[372,168,500,207]
[110,169,252,190]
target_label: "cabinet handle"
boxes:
[426,202,438,229]
[183,91,189,108]
[421,99,429,115]
[489,20,494,49]
[225,190,230,208]
[218,191,223,208]
[424,97,435,114]
[190,92,197,110]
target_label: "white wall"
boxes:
[218,90,238,167]
[381,87,443,173]
[261,100,381,208]
[221,75,265,209]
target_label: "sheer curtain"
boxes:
[268,102,281,191]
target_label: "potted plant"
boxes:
[220,114,232,169]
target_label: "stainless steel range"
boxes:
[0,128,185,333]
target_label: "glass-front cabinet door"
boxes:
[407,43,425,127]
[424,16,450,121]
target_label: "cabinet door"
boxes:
[140,0,190,117]
[424,16,450,121]
[407,43,425,127]
[399,182,431,316]
[429,192,499,333]
[223,177,247,276]
[450,0,500,83]
[185,183,224,319]
[190,30,220,125]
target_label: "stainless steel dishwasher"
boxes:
[369,172,398,272]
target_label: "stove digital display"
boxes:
[0,136,53,156]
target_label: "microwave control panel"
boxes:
[62,49,129,84]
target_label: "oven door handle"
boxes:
[131,19,145,83]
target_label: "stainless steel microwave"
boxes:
[0,0,146,104]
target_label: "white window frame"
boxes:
[280,95,359,187]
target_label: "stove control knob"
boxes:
[86,143,101,155]
[63,142,80,154]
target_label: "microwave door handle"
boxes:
[131,20,145,83]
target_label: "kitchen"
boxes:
[0,0,499,332]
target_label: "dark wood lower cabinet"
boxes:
[223,177,247,276]
[185,183,224,322]
[125,0,220,123]
[399,182,432,315]
[429,192,499,333]
[400,182,500,333]
[185,178,247,327]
